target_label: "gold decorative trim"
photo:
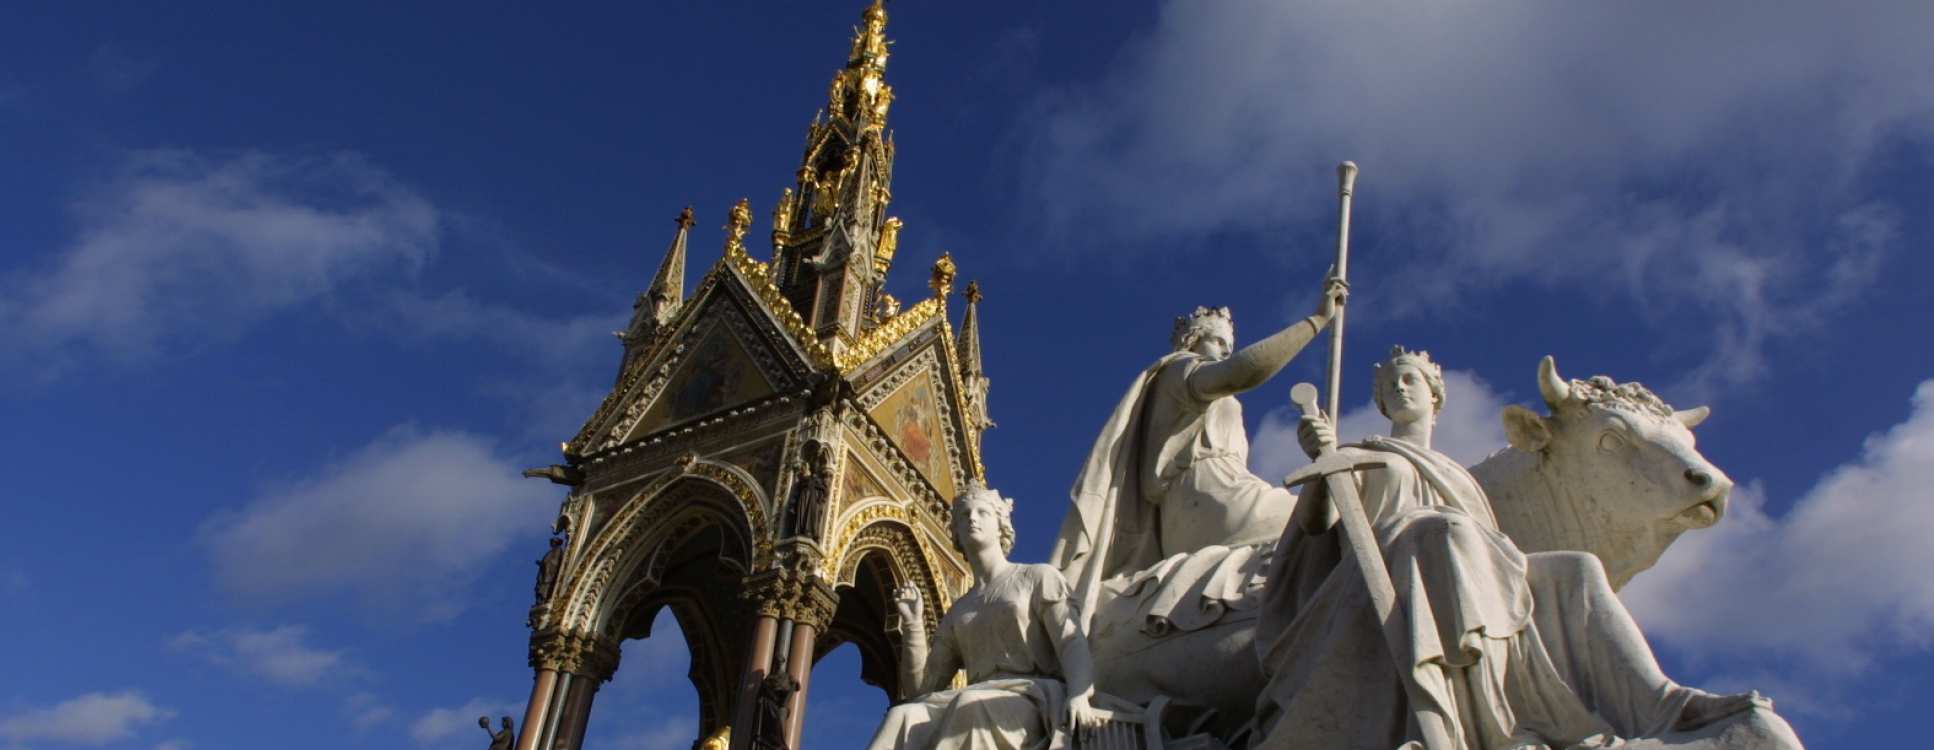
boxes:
[726,242,835,368]
[835,297,942,373]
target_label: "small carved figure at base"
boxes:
[477,715,514,750]
[753,671,799,750]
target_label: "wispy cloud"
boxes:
[0,149,437,372]
[168,624,355,687]
[1018,0,1931,395]
[1622,379,1934,713]
[409,697,519,746]
[345,692,397,732]
[196,425,553,620]
[0,690,173,746]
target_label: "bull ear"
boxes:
[1674,406,1711,429]
[1502,405,1551,452]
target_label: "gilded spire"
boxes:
[957,280,993,431]
[648,206,693,314]
[615,206,694,378]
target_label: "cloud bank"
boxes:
[1021,0,1931,396]
[197,425,553,620]
[168,624,354,687]
[1622,380,1934,693]
[0,150,437,369]
[0,690,172,746]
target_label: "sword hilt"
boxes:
[1289,382,1336,453]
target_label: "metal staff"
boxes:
[1326,161,1358,421]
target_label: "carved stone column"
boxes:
[525,630,620,750]
[513,667,560,750]
[727,614,780,750]
[735,564,838,750]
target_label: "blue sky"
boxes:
[3,1,1932,748]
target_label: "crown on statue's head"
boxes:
[1172,306,1235,351]
[1374,345,1447,416]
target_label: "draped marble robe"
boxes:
[1050,351,1293,635]
[867,564,1077,750]
[1254,436,1719,750]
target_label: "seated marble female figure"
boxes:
[866,482,1103,750]
[1254,347,1793,750]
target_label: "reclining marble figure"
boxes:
[866,482,1106,750]
[1250,346,1800,749]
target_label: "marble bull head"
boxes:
[1476,356,1732,590]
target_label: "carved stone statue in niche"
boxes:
[788,440,834,539]
[534,536,565,604]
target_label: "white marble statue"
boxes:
[867,482,1104,750]
[1473,357,1731,590]
[1252,346,1800,750]
[1052,286,1342,595]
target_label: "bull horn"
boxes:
[1538,355,1571,408]
[1675,406,1711,428]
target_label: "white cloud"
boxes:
[152,741,190,750]
[344,693,397,732]
[168,625,351,687]
[1622,380,1934,698]
[0,150,437,369]
[410,698,519,746]
[1251,368,1510,484]
[197,425,554,620]
[0,690,173,746]
[1020,0,1929,394]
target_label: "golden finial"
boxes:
[930,252,956,297]
[725,198,752,254]
[773,188,795,245]
[964,280,983,305]
[676,205,696,230]
[873,216,902,275]
[699,726,729,750]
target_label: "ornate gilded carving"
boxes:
[772,187,795,247]
[744,565,839,629]
[528,629,622,681]
[835,297,942,372]
[929,252,956,297]
[547,459,772,635]
[872,216,902,276]
[725,232,836,369]
[725,197,753,254]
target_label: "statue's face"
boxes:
[1379,362,1437,426]
[1191,321,1235,361]
[952,495,1005,555]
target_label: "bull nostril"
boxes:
[1685,469,1712,488]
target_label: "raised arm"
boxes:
[893,584,961,699]
[1187,281,1344,400]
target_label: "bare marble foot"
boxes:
[1674,690,1771,732]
